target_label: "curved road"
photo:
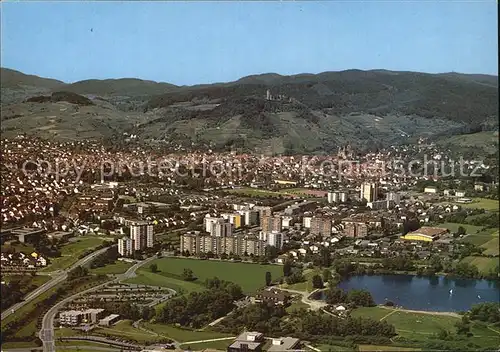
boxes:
[39,255,159,352]
[1,246,112,321]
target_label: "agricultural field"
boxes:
[41,236,106,272]
[142,322,233,342]
[131,257,284,294]
[457,198,499,212]
[462,228,498,247]
[460,256,498,274]
[90,260,133,275]
[438,222,484,235]
[480,231,499,256]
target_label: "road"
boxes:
[1,246,112,321]
[278,287,327,310]
[39,255,159,352]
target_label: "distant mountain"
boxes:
[1,67,497,154]
[60,78,178,97]
[0,68,65,89]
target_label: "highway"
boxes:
[1,246,112,321]
[39,255,158,352]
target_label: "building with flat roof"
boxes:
[268,337,301,352]
[227,332,265,352]
[401,227,449,242]
[99,314,120,326]
[10,227,45,243]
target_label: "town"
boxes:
[1,135,499,352]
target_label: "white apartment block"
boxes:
[130,222,154,251]
[118,236,133,257]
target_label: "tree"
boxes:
[150,263,158,273]
[265,271,272,286]
[322,269,332,283]
[311,274,324,289]
[283,260,292,277]
[457,226,466,236]
[182,268,195,281]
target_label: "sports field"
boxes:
[41,236,106,272]
[129,257,284,294]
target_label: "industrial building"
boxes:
[401,227,449,242]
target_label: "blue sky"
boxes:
[1,1,497,85]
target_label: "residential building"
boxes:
[254,288,289,305]
[360,182,379,202]
[310,216,332,236]
[118,236,134,257]
[424,186,438,194]
[130,222,154,251]
[180,233,265,257]
[211,218,233,237]
[386,192,401,205]
[267,231,284,249]
[204,216,219,233]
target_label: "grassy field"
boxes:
[125,270,205,294]
[351,307,500,348]
[226,187,291,198]
[133,257,284,294]
[142,322,233,342]
[460,256,498,274]
[358,345,420,351]
[458,198,499,211]
[90,261,133,275]
[438,222,484,235]
[281,268,322,292]
[41,236,106,272]
[179,339,234,350]
[2,241,35,253]
[94,320,159,344]
[480,231,499,256]
[286,299,310,313]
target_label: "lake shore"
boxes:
[377,305,461,317]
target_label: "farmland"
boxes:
[127,257,283,294]
[438,222,484,235]
[457,198,499,211]
[460,256,498,274]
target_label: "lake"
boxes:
[337,274,499,312]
